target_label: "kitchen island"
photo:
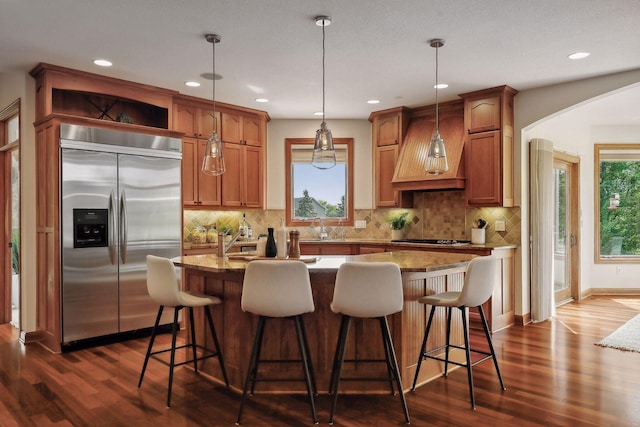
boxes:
[173,250,476,394]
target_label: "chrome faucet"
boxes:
[217,230,242,257]
[310,217,329,240]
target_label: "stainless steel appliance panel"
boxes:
[118,154,181,331]
[62,149,119,342]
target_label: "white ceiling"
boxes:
[1,0,639,120]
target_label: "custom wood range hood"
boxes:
[392,99,465,191]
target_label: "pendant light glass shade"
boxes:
[202,34,226,176]
[425,39,449,175]
[202,131,225,176]
[312,16,336,169]
[313,121,336,169]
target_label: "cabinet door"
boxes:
[196,139,221,206]
[376,114,400,146]
[221,112,243,144]
[376,145,399,207]
[466,96,501,134]
[243,145,263,208]
[181,138,198,206]
[221,142,243,207]
[198,109,219,139]
[174,103,198,137]
[242,116,263,146]
[465,131,502,206]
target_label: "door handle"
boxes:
[120,190,128,264]
[570,234,577,247]
[109,191,117,265]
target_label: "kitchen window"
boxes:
[595,144,640,262]
[285,138,354,227]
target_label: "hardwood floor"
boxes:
[1,295,640,426]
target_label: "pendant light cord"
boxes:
[322,21,326,122]
[212,39,216,125]
[434,42,439,133]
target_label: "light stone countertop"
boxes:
[172,250,476,274]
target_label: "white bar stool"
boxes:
[328,261,410,425]
[236,260,318,425]
[411,255,506,409]
[138,255,228,408]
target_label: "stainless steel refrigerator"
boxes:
[60,124,181,344]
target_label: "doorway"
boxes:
[553,152,580,305]
[1,100,20,328]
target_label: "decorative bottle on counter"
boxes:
[288,230,300,259]
[276,218,287,258]
[265,227,277,258]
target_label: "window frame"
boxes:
[285,137,354,227]
[594,143,640,263]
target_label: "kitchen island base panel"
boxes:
[182,261,470,394]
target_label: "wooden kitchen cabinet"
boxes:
[300,243,356,255]
[182,137,221,207]
[460,85,518,207]
[370,107,412,208]
[173,100,219,139]
[221,111,263,146]
[221,142,263,208]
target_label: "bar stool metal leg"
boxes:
[380,316,410,424]
[444,306,453,377]
[460,306,475,409]
[189,307,198,373]
[379,317,397,395]
[166,307,181,408]
[294,315,318,424]
[411,305,435,391]
[204,305,229,386]
[138,306,163,389]
[237,317,266,425]
[329,315,352,425]
[479,305,506,391]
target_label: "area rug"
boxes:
[596,314,640,353]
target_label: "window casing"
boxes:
[285,138,354,227]
[595,144,640,262]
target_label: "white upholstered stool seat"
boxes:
[236,260,317,425]
[411,255,506,409]
[328,262,410,425]
[138,255,228,408]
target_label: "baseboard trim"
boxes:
[515,313,531,326]
[588,288,640,296]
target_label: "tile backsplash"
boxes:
[183,191,521,245]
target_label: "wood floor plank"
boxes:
[1,295,639,426]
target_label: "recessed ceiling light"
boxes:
[367,99,380,104]
[434,83,448,89]
[568,52,590,60]
[313,111,324,116]
[93,59,112,67]
[185,81,201,87]
[255,98,269,103]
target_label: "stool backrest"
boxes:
[331,262,403,318]
[242,260,314,317]
[146,255,182,307]
[458,256,498,308]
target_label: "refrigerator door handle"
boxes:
[120,190,128,264]
[109,190,117,265]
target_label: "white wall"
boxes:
[266,119,373,209]
[0,71,37,332]
[515,69,640,316]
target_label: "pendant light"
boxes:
[202,33,226,176]
[312,15,336,170]
[425,38,449,175]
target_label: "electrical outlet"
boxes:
[355,220,367,229]
[495,220,506,232]
[616,266,623,275]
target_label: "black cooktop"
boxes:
[391,238,471,245]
